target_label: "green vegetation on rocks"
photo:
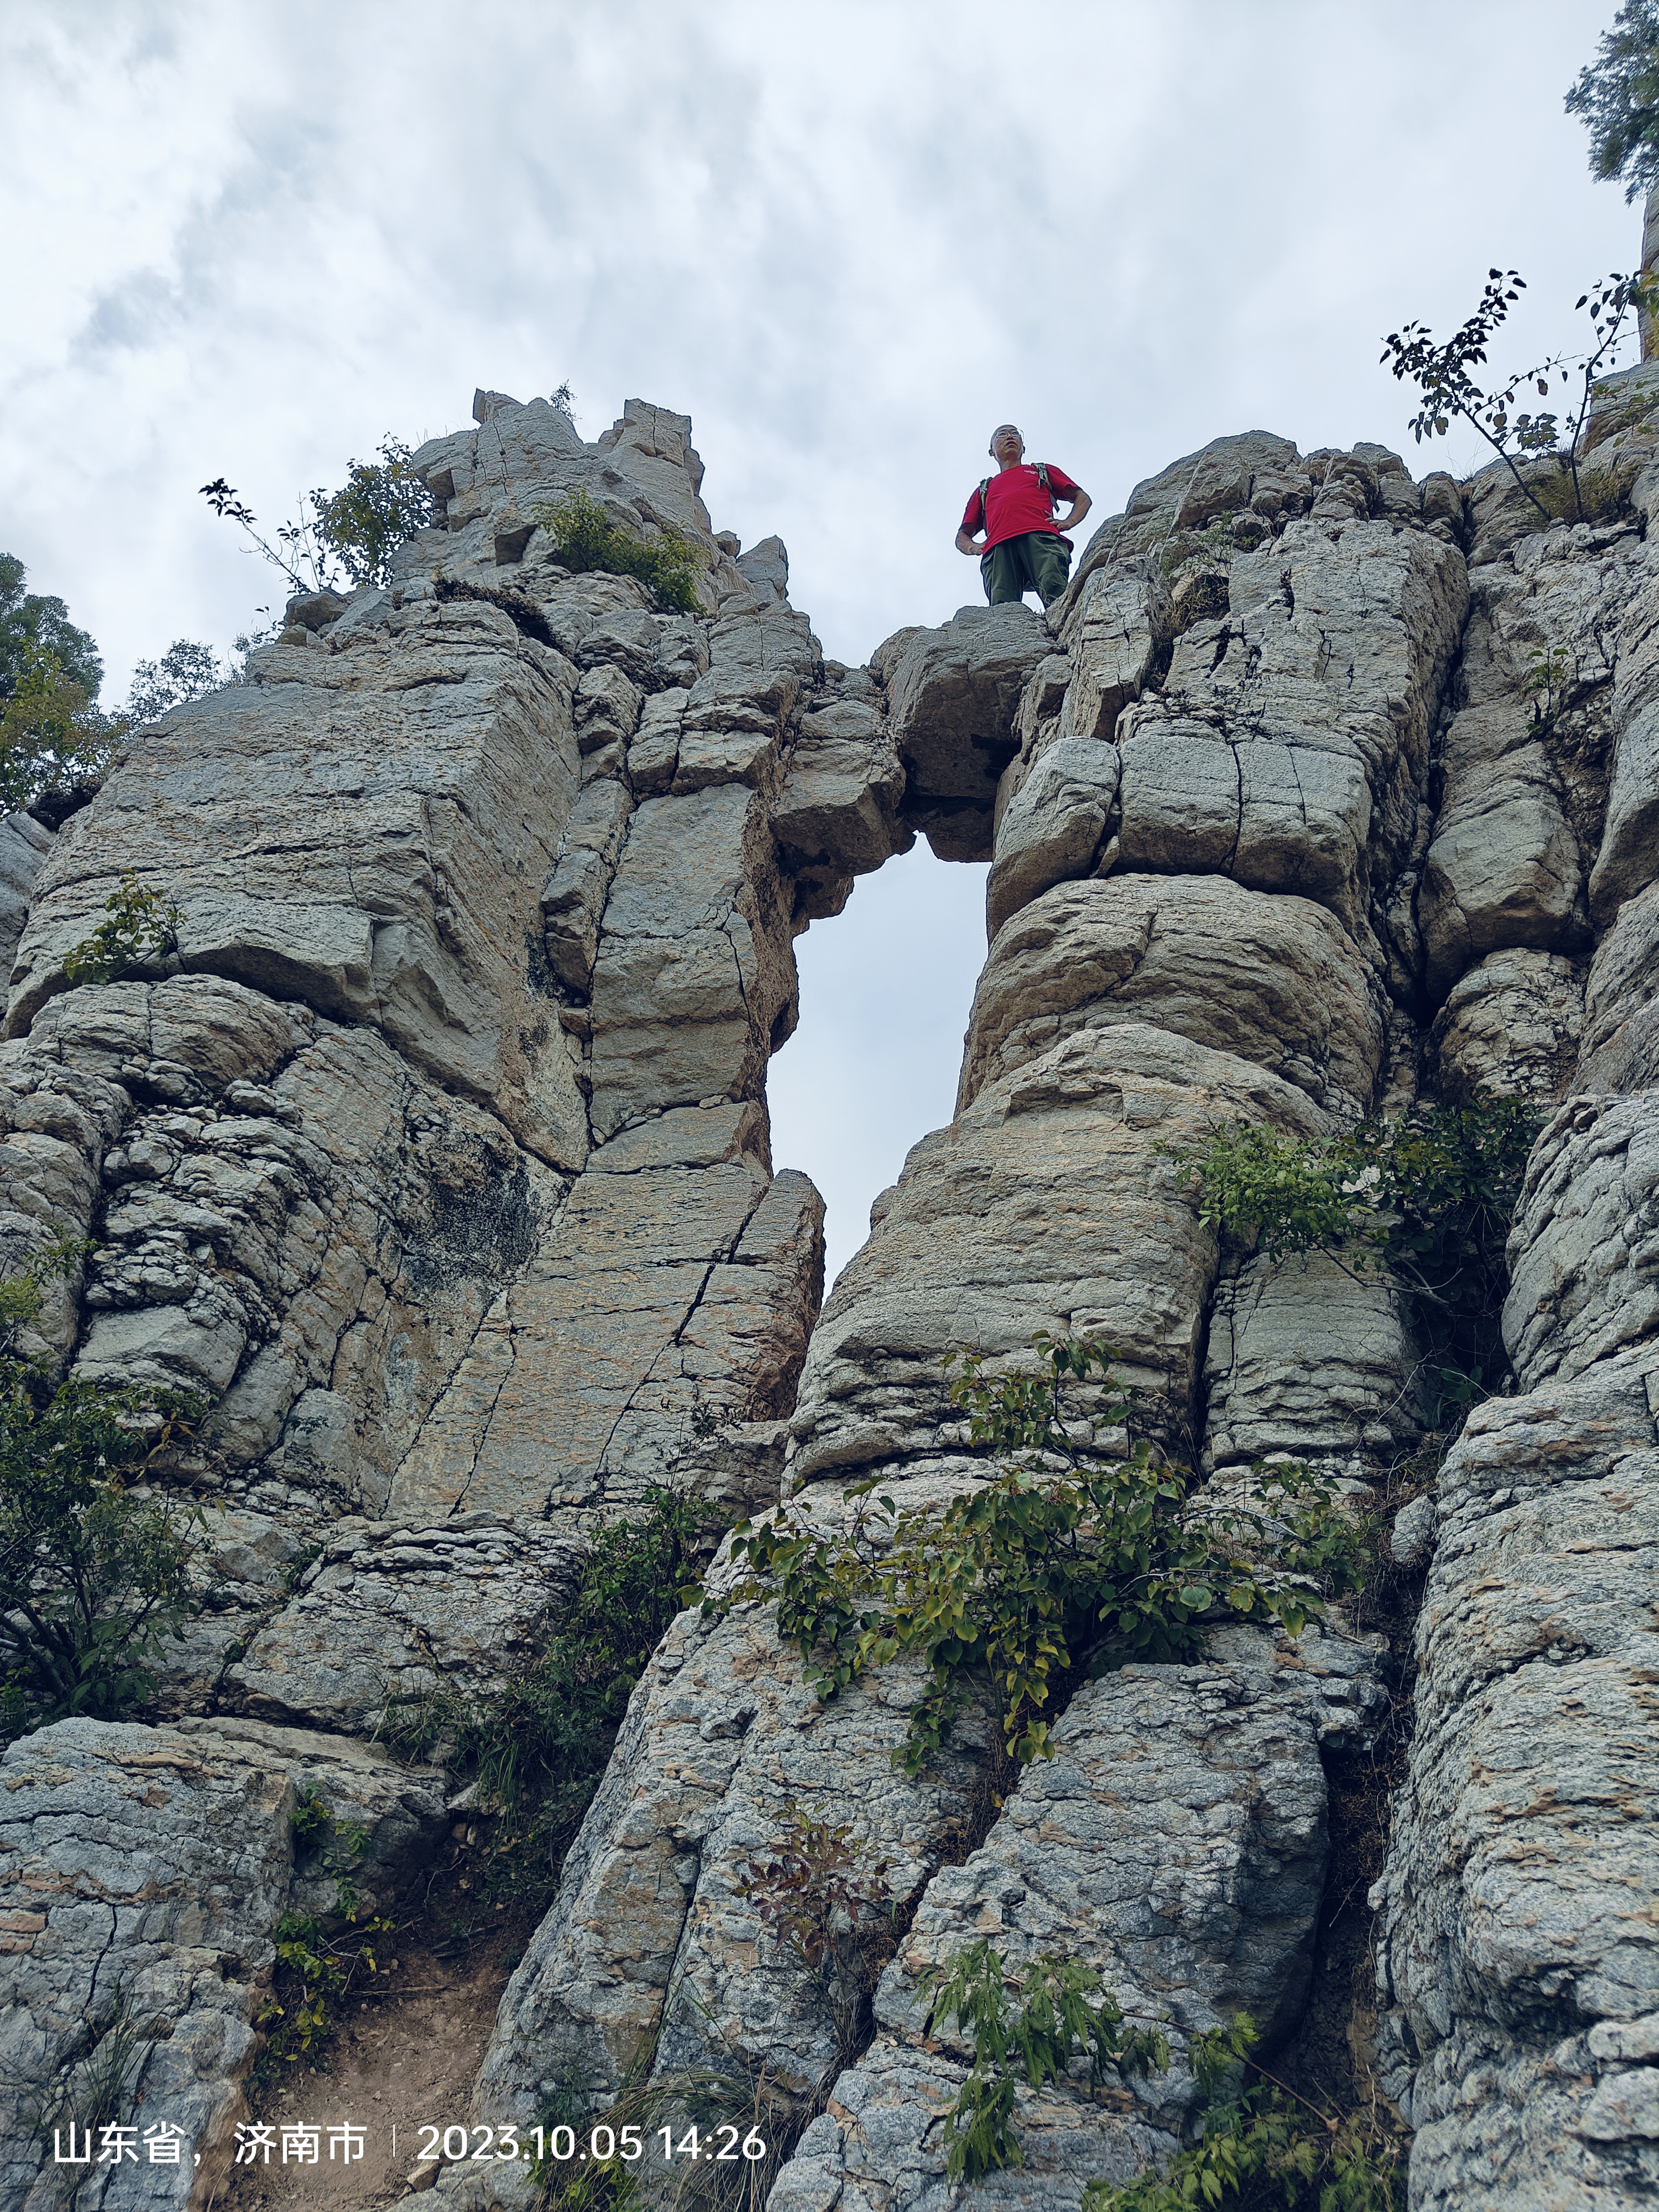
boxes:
[531,489,708,613]
[0,1252,206,1743]
[63,868,182,988]
[380,1486,707,1887]
[1174,1096,1539,1414]
[714,1336,1365,1771]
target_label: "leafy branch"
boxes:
[1381,267,1659,524]
[917,1939,1184,2182]
[1169,1098,1538,1418]
[201,436,440,598]
[63,870,182,988]
[709,1337,1364,1772]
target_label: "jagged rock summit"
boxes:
[0,379,1656,2210]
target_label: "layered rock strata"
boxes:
[1,377,1657,2210]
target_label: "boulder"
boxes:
[784,1631,1347,2212]
[1112,518,1466,932]
[961,874,1385,1121]
[0,1716,444,2211]
[788,1022,1330,1481]
[1578,876,1659,1094]
[1203,1247,1427,1470]
[221,1514,586,1731]
[878,606,1052,862]
[1429,946,1586,1106]
[1501,1091,1659,1388]
[984,736,1120,940]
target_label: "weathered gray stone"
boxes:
[879,607,1053,862]
[1373,1348,1659,2212]
[1429,947,1586,1106]
[790,1022,1330,1481]
[0,1716,445,2211]
[0,811,52,992]
[448,1474,994,2167]
[1502,1090,1659,1387]
[389,1159,823,1526]
[1579,876,1659,1094]
[541,776,635,993]
[220,1513,585,1730]
[5,594,592,1174]
[1591,566,1659,926]
[1203,1247,1427,1471]
[1112,518,1466,932]
[786,1630,1342,2212]
[1419,704,1587,1000]
[588,781,797,1141]
[961,875,1385,1121]
[52,1007,567,1516]
[985,738,1120,941]
[1054,567,1169,743]
[771,684,913,922]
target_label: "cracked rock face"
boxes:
[1373,1348,1659,2212]
[5,388,1659,2211]
[0,1717,445,2212]
[783,1632,1341,2212]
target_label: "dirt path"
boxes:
[217,1858,541,2210]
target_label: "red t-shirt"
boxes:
[962,462,1081,551]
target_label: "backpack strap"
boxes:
[976,464,1058,534]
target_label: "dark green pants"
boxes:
[982,531,1071,608]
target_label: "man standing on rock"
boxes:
[956,424,1091,609]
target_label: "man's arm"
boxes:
[956,490,986,557]
[1051,485,1092,535]
[956,524,983,556]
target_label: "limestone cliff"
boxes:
[0,374,1656,2212]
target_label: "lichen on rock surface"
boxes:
[2,383,1658,2210]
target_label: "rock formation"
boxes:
[1,369,1656,2210]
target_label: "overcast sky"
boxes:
[3,0,1643,1284]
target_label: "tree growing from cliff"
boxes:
[1567,1,1659,200]
[1381,266,1658,526]
[201,435,441,598]
[0,1253,206,1742]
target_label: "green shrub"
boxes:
[531,490,708,613]
[712,1336,1365,1771]
[379,1486,706,1874]
[911,1939,1405,2207]
[1084,2082,1404,2212]
[63,869,182,988]
[918,1939,1183,2182]
[0,1353,206,1741]
[259,1906,394,2063]
[737,1802,895,2068]
[1173,1097,1539,1417]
